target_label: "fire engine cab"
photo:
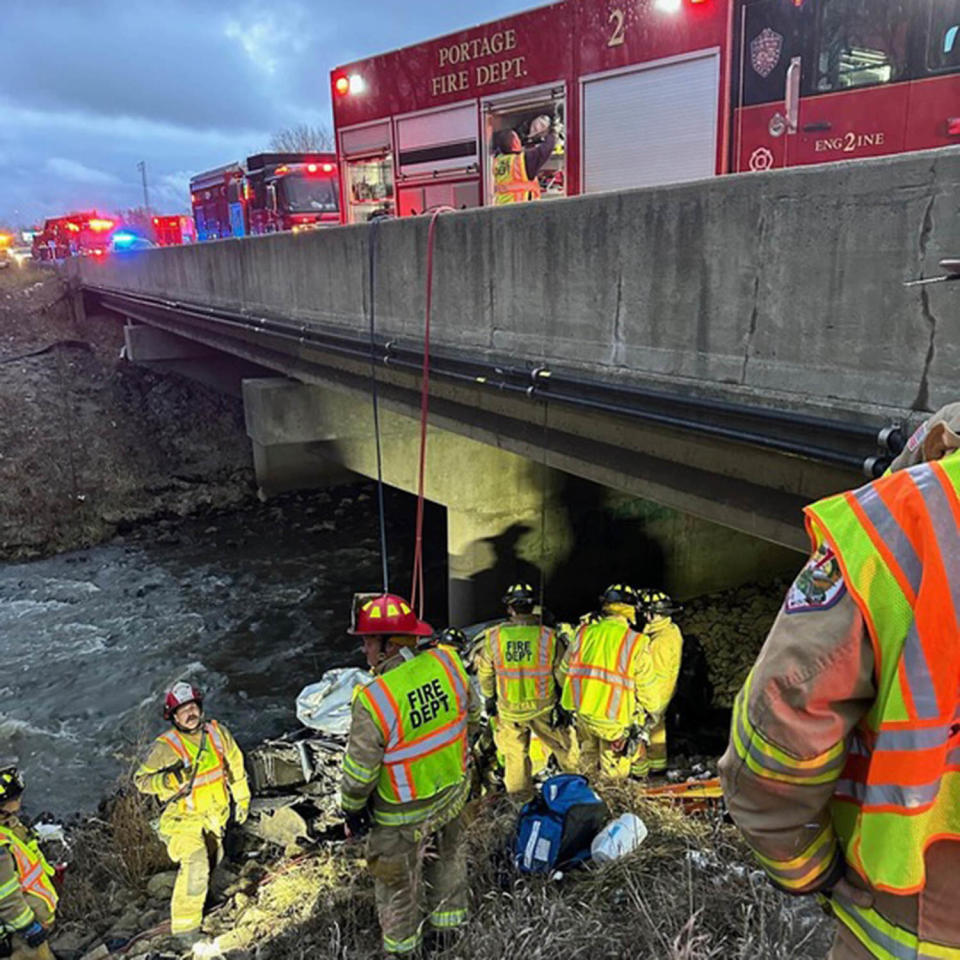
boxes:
[190,153,340,241]
[31,212,116,261]
[332,0,960,222]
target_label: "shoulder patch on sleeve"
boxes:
[784,542,847,614]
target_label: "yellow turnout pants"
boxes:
[495,713,579,798]
[366,813,467,955]
[576,720,643,781]
[159,824,222,934]
[646,719,668,773]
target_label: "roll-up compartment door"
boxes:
[582,52,719,193]
[397,103,479,179]
[341,120,392,158]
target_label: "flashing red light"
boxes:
[947,117,960,136]
[334,75,349,96]
[89,218,114,232]
[307,163,317,173]
[322,163,334,173]
[275,164,289,175]
[690,0,710,4]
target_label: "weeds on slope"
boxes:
[217,784,832,960]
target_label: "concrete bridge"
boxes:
[68,146,960,622]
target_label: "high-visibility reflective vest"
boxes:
[159,721,228,815]
[488,622,556,718]
[807,455,960,901]
[0,823,58,922]
[492,152,541,204]
[561,617,646,736]
[357,647,470,806]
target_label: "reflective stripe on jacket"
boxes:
[158,720,228,814]
[560,617,646,738]
[806,456,960,899]
[487,623,556,720]
[0,823,58,925]
[356,647,470,807]
[492,153,541,204]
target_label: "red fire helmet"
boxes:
[164,681,203,720]
[350,593,433,637]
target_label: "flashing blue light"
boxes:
[113,231,137,249]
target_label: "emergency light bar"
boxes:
[88,219,115,232]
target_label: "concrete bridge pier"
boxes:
[242,376,574,624]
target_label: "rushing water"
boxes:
[0,484,447,816]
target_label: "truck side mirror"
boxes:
[266,184,278,213]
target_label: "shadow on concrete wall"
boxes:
[462,475,667,624]
[543,475,667,621]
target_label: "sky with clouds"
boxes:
[0,0,528,227]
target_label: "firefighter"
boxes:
[632,589,685,777]
[134,682,250,947]
[474,584,578,799]
[0,762,57,960]
[341,594,481,956]
[557,584,657,780]
[719,402,960,959]
[491,114,560,204]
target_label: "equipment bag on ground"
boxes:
[514,773,609,874]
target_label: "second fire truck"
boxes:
[190,153,340,241]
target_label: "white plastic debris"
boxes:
[33,822,66,844]
[590,813,648,864]
[296,667,372,735]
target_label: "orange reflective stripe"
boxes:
[1,831,57,914]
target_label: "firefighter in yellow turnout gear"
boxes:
[558,585,657,780]
[0,763,57,960]
[341,594,481,956]
[632,589,685,777]
[475,583,578,799]
[134,682,250,947]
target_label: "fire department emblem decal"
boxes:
[749,147,774,172]
[750,27,784,79]
[785,543,847,614]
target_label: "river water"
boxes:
[0,484,446,816]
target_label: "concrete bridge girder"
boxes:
[242,376,798,625]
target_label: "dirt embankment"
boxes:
[0,268,255,561]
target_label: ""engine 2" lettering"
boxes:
[814,131,886,154]
[407,679,450,728]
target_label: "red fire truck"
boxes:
[331,0,960,222]
[31,212,117,261]
[189,153,340,241]
[150,215,195,247]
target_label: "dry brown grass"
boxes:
[58,788,170,925]
[198,784,832,960]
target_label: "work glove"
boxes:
[21,922,47,949]
[163,765,190,791]
[234,800,249,825]
[343,808,371,841]
[551,703,573,729]
[484,697,498,718]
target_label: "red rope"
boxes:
[410,208,448,618]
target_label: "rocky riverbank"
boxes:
[0,268,254,562]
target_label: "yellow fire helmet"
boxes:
[0,762,24,803]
